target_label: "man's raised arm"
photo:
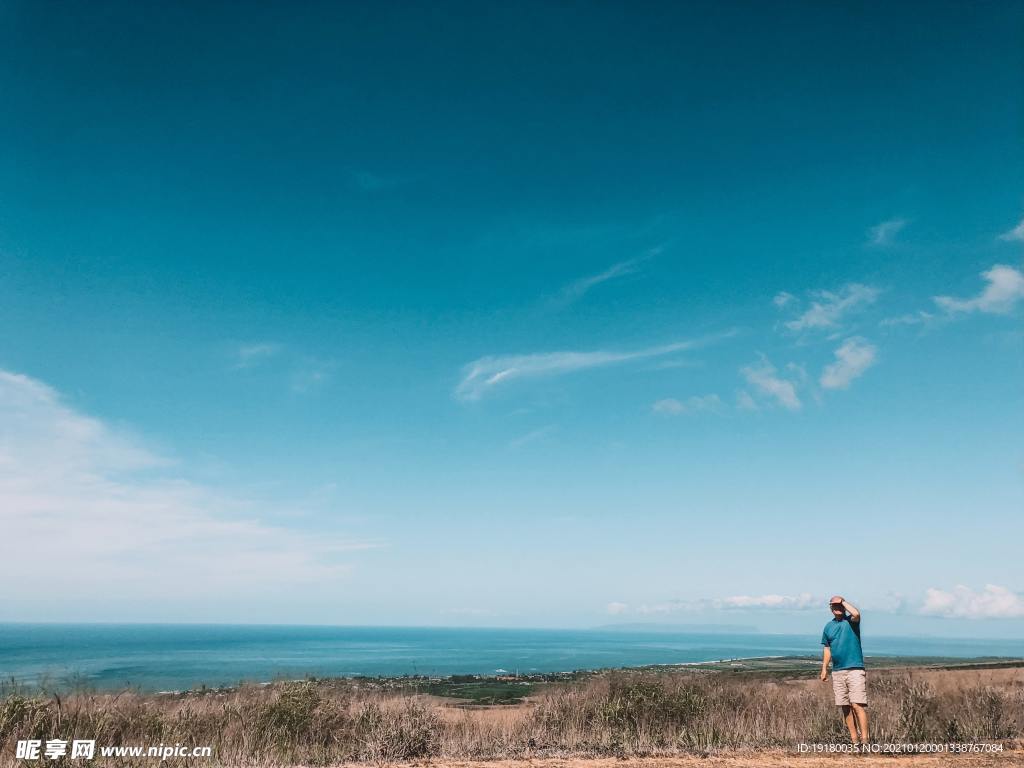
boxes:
[842,598,861,622]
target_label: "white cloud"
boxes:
[820,337,877,390]
[652,394,722,416]
[637,593,820,614]
[740,358,801,410]
[456,332,732,401]
[735,389,758,411]
[997,217,1024,242]
[877,591,907,613]
[233,345,333,394]
[0,369,376,611]
[288,357,337,394]
[233,342,282,369]
[0,371,167,475]
[784,283,880,332]
[720,593,819,610]
[868,218,907,247]
[772,291,794,308]
[606,602,629,615]
[933,264,1024,315]
[508,425,555,449]
[880,311,934,328]
[290,366,330,394]
[921,585,1024,619]
[553,254,650,308]
[651,398,684,415]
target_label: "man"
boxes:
[820,595,868,744]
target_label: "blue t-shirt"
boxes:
[821,616,864,670]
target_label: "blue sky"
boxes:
[1,1,1023,637]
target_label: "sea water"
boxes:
[0,623,1019,693]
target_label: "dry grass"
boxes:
[1,667,1021,766]
[353,755,1024,768]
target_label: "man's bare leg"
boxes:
[851,703,869,743]
[840,705,858,742]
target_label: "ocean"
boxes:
[0,623,1019,693]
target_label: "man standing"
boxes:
[820,595,868,744]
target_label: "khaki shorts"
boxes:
[832,668,867,706]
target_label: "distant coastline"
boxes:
[139,654,1021,698]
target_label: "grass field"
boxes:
[1,657,1022,766]
[383,656,1024,704]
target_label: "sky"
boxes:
[1,1,1023,638]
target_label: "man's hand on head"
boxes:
[841,598,861,621]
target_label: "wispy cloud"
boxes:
[784,283,880,332]
[820,337,877,390]
[867,217,907,247]
[631,588,1024,619]
[933,264,1024,315]
[557,259,640,305]
[735,389,758,411]
[879,310,935,328]
[552,247,660,308]
[508,425,556,449]
[997,217,1024,242]
[232,344,334,394]
[456,332,732,401]
[606,601,629,615]
[719,593,819,610]
[652,394,723,416]
[233,342,282,369]
[637,593,820,614]
[740,357,801,410]
[877,591,907,613]
[290,360,334,394]
[0,369,375,611]
[921,585,1024,619]
[772,291,795,308]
